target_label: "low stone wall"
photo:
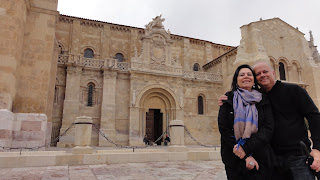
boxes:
[0,147,221,168]
[0,109,49,149]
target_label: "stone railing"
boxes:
[183,70,222,82]
[58,55,221,82]
[83,58,104,68]
[58,54,69,64]
[130,62,183,75]
[58,54,129,71]
[117,62,130,71]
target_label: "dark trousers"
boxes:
[272,155,315,180]
[225,162,271,180]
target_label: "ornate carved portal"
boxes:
[131,86,180,146]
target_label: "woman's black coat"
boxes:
[218,91,274,168]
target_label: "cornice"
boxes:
[29,6,59,16]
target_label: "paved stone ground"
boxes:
[0,160,227,180]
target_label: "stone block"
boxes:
[0,129,11,138]
[72,146,93,154]
[145,152,169,162]
[11,140,43,148]
[15,113,47,122]
[169,152,187,161]
[168,145,188,152]
[0,109,14,130]
[21,121,42,131]
[12,131,45,141]
[55,154,83,166]
[0,156,27,168]
[169,120,185,146]
[105,153,130,164]
[74,116,92,146]
[83,154,107,165]
[12,120,21,131]
[26,155,56,167]
[188,151,210,161]
[208,151,221,160]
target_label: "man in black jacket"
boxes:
[253,62,320,179]
[220,62,320,179]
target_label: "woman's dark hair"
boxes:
[231,64,259,91]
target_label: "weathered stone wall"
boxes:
[14,1,58,120]
[183,81,222,145]
[0,0,27,110]
[238,18,320,107]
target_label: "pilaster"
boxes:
[70,20,81,55]
[99,70,117,146]
[57,65,82,147]
[287,66,292,81]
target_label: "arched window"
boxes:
[193,63,200,71]
[115,53,124,62]
[279,62,286,80]
[198,96,204,115]
[84,48,94,58]
[87,83,95,106]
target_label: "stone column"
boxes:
[298,68,302,82]
[99,70,117,146]
[168,120,187,152]
[72,116,93,154]
[274,64,280,80]
[57,65,82,147]
[287,66,292,81]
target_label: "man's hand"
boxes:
[218,95,227,106]
[310,149,320,172]
[233,144,246,159]
[245,156,259,170]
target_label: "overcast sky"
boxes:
[58,0,320,48]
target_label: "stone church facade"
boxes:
[54,14,232,146]
[1,0,320,148]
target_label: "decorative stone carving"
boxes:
[150,35,166,64]
[172,54,180,66]
[145,15,165,30]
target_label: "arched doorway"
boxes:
[139,87,177,145]
[129,85,181,146]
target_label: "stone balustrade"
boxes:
[58,54,129,71]
[183,70,222,82]
[57,54,222,82]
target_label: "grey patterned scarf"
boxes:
[233,88,262,141]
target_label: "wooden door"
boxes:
[146,110,154,142]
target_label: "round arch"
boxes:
[277,57,291,66]
[133,84,180,141]
[135,84,179,109]
[81,46,98,58]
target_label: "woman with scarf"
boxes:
[218,64,274,180]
